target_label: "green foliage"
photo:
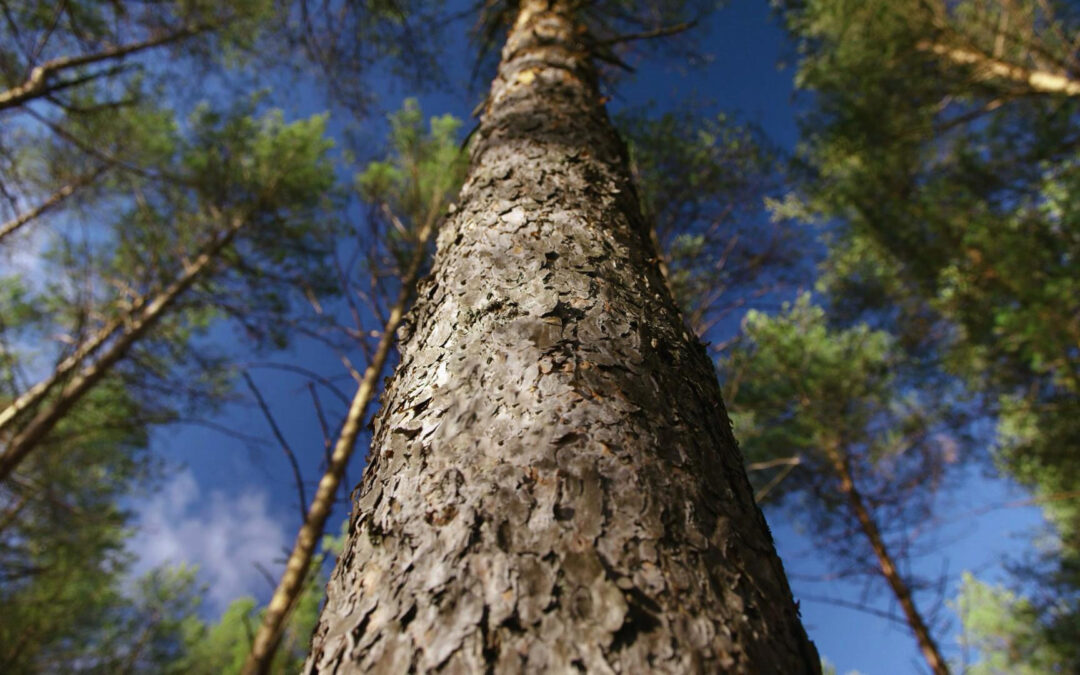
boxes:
[780,0,1080,665]
[723,293,959,504]
[719,294,965,607]
[356,98,467,276]
[955,572,1078,674]
[177,99,339,347]
[0,278,43,397]
[726,294,894,466]
[780,0,1080,399]
[0,2,432,672]
[0,379,163,672]
[91,566,207,674]
[1,429,341,674]
[179,532,344,674]
[358,98,466,225]
[0,563,209,674]
[1,74,337,675]
[624,109,774,233]
[182,597,258,674]
[2,95,337,431]
[620,105,804,333]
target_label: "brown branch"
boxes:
[746,455,802,472]
[307,382,335,467]
[918,39,1080,96]
[24,107,183,183]
[0,491,30,535]
[0,23,214,111]
[906,489,1080,543]
[754,456,802,504]
[826,446,950,675]
[246,364,353,408]
[0,214,246,483]
[798,592,910,626]
[243,372,307,523]
[0,165,108,244]
[253,562,280,591]
[595,20,697,46]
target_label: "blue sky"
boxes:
[132,1,1049,672]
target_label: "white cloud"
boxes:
[129,470,289,613]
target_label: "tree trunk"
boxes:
[0,216,243,483]
[827,450,949,675]
[305,2,819,672]
[917,40,1080,97]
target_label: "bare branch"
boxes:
[243,372,307,523]
[0,23,215,111]
[594,21,697,46]
[746,455,803,472]
[0,165,107,244]
[753,456,802,504]
[919,39,1080,96]
[241,206,443,675]
[798,592,911,626]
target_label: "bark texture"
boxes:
[305,2,819,672]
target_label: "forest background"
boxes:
[1,0,1075,673]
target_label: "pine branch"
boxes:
[919,39,1080,96]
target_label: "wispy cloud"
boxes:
[129,470,289,613]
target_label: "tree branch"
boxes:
[243,372,308,523]
[0,23,214,111]
[595,21,697,46]
[241,206,442,675]
[919,39,1080,97]
[0,165,108,244]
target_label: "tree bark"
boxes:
[305,1,819,672]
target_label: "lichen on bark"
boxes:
[305,1,819,672]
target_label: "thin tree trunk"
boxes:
[0,314,127,436]
[0,216,244,483]
[304,2,819,672]
[241,212,440,675]
[827,450,949,675]
[0,491,30,534]
[918,40,1080,96]
[0,166,107,244]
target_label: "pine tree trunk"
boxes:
[827,450,949,675]
[305,2,819,672]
